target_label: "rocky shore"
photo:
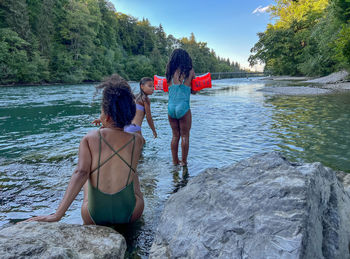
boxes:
[2,152,350,258]
[0,222,126,258]
[149,152,350,259]
[260,70,350,95]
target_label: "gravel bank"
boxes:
[260,70,350,95]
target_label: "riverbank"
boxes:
[3,152,350,258]
[0,81,99,88]
[2,78,350,257]
[260,70,350,95]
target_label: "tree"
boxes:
[0,0,245,85]
[249,0,337,75]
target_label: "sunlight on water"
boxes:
[1,78,350,257]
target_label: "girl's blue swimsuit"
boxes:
[168,80,191,119]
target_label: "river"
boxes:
[1,78,350,257]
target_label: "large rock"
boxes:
[150,152,350,259]
[0,222,126,258]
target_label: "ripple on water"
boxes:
[1,79,350,256]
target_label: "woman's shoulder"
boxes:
[84,129,101,141]
[79,129,100,151]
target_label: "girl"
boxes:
[25,74,144,225]
[166,49,196,166]
[124,77,157,140]
[94,77,157,141]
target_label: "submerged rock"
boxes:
[259,86,332,95]
[150,152,350,259]
[0,222,126,258]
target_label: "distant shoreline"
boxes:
[259,70,350,95]
[0,81,99,88]
[0,80,140,88]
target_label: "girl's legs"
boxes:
[179,110,192,166]
[81,182,95,225]
[168,115,181,165]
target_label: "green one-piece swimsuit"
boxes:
[88,130,136,225]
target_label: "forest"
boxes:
[249,0,350,76]
[0,0,243,85]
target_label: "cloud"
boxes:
[252,5,271,15]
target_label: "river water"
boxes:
[1,78,350,257]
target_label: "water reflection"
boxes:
[171,165,190,194]
[266,93,350,171]
[112,220,145,258]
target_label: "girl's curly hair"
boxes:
[96,74,136,128]
[166,48,192,84]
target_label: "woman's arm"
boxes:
[143,98,157,138]
[24,135,92,222]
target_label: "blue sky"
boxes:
[110,0,275,71]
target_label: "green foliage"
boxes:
[0,28,48,84]
[0,0,244,85]
[334,25,350,66]
[249,25,303,75]
[332,0,350,23]
[250,0,350,76]
[297,8,340,75]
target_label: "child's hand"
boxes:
[92,119,102,126]
[153,131,157,138]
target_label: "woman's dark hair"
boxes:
[166,48,192,84]
[96,74,136,128]
[136,77,153,103]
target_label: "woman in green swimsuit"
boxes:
[25,74,144,225]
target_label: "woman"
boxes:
[25,74,144,225]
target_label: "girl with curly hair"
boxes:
[166,49,197,166]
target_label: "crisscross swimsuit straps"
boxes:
[88,130,136,225]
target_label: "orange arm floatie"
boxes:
[154,73,212,92]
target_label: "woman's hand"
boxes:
[22,213,61,223]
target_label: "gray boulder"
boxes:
[150,152,350,259]
[0,222,126,258]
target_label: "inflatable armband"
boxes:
[154,72,212,92]
[154,75,168,92]
[191,72,212,91]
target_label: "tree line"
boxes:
[249,0,350,76]
[0,0,244,85]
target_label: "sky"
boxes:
[109,0,275,71]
